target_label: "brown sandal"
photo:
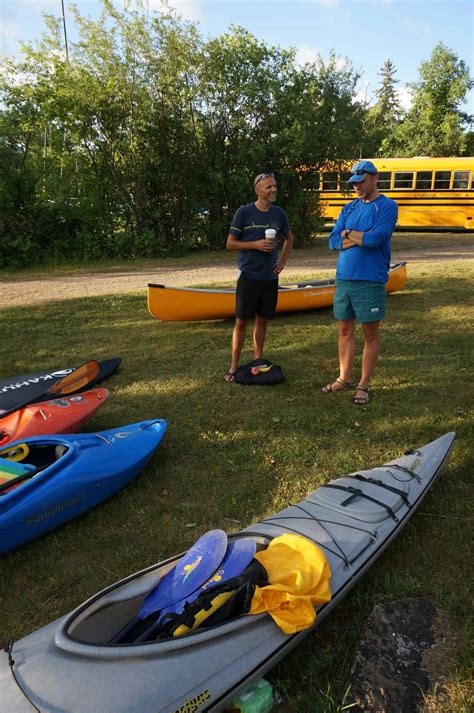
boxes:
[353,386,371,405]
[321,378,353,393]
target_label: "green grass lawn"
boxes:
[0,253,473,711]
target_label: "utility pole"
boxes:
[61,0,69,61]
[59,0,73,185]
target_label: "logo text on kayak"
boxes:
[25,495,82,525]
[173,689,211,713]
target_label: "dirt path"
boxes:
[1,242,473,309]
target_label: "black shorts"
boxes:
[236,272,279,320]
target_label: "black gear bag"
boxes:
[234,358,284,386]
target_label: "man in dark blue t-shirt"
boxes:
[224,172,294,381]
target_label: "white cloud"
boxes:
[333,55,347,72]
[354,84,412,110]
[294,46,351,73]
[146,0,202,22]
[295,44,320,67]
[113,0,202,22]
[355,91,372,106]
[0,64,34,87]
[397,85,413,111]
[354,79,372,106]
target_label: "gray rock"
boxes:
[348,598,459,712]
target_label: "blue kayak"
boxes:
[0,419,167,555]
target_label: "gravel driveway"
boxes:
[1,240,473,309]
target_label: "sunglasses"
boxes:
[254,172,275,187]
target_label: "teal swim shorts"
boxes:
[333,279,386,322]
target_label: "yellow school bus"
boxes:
[314,157,474,229]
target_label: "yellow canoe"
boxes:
[148,261,407,322]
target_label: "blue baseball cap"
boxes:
[347,160,378,184]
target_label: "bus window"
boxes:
[377,172,391,190]
[453,171,469,190]
[434,171,451,190]
[304,173,320,190]
[321,173,338,191]
[415,171,433,190]
[340,172,351,187]
[394,172,414,189]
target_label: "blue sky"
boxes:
[1,0,473,110]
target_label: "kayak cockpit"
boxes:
[0,442,71,497]
[64,535,272,647]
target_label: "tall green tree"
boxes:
[274,52,363,241]
[194,27,291,246]
[380,43,473,157]
[363,59,402,156]
[0,13,84,265]
[375,59,402,121]
[0,76,46,265]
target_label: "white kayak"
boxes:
[0,432,455,712]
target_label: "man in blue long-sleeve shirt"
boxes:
[322,160,398,404]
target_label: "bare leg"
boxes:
[227,318,248,376]
[253,314,268,359]
[353,320,380,403]
[322,319,356,392]
[338,319,356,382]
[358,320,380,387]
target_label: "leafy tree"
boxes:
[463,130,474,155]
[274,51,363,241]
[0,0,376,264]
[0,78,44,265]
[0,1,206,262]
[0,15,86,266]
[364,59,403,156]
[380,43,473,157]
[194,27,289,246]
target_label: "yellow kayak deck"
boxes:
[148,262,407,322]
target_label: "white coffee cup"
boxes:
[265,228,276,242]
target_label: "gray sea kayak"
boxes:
[0,432,455,713]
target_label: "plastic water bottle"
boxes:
[228,678,274,713]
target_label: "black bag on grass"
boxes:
[234,358,284,386]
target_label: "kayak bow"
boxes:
[0,419,167,555]
[0,388,109,446]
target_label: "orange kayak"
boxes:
[148,262,407,321]
[0,388,109,447]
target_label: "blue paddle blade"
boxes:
[157,537,257,622]
[138,529,228,620]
